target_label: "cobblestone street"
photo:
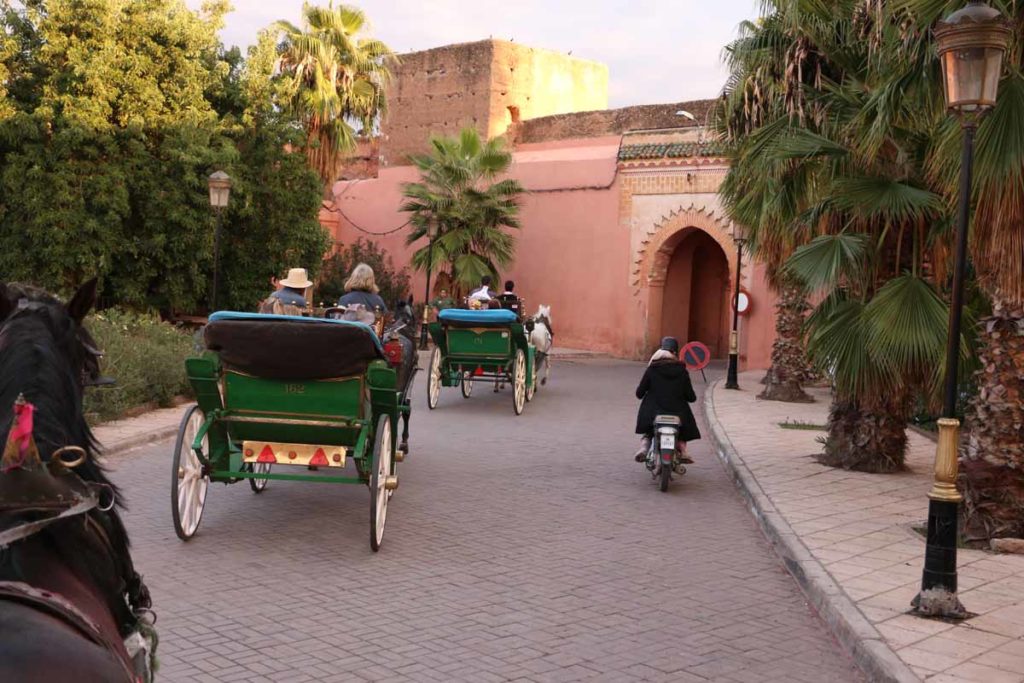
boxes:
[108,359,863,682]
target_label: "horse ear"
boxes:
[0,283,12,320]
[67,278,98,324]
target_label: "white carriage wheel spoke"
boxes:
[375,423,391,543]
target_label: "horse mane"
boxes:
[0,285,137,633]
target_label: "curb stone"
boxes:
[101,424,182,456]
[96,405,192,457]
[703,381,920,683]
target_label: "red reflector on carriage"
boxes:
[257,446,276,463]
[383,340,403,366]
[310,448,329,467]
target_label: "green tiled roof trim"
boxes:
[618,142,726,160]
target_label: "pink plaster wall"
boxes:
[327,136,778,368]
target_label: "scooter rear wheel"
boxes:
[659,459,671,492]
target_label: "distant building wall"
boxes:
[380,40,608,165]
[328,128,778,368]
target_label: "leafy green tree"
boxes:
[401,128,524,297]
[0,0,329,313]
[274,2,394,187]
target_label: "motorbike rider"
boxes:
[634,336,700,462]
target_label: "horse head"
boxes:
[0,279,150,645]
[534,305,551,326]
[0,279,104,390]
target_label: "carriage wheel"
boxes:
[369,414,393,552]
[427,347,442,410]
[171,405,210,541]
[460,371,474,398]
[525,360,537,403]
[512,349,526,415]
[249,462,271,493]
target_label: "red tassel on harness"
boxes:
[2,394,38,473]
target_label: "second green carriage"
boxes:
[172,311,414,551]
[426,308,537,414]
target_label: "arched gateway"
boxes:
[636,207,738,357]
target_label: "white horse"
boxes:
[530,305,553,385]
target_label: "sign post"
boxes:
[681,341,712,383]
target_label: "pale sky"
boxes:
[191,0,762,107]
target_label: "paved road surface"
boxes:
[109,359,863,682]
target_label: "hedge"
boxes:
[83,310,194,424]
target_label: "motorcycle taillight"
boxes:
[383,340,403,366]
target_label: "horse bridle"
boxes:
[3,297,109,387]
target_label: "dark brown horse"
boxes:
[0,280,154,683]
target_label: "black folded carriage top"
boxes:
[204,312,384,380]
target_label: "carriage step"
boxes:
[242,441,347,468]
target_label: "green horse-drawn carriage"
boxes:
[172,312,413,551]
[426,308,537,414]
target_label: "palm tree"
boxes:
[720,1,962,472]
[895,0,1024,540]
[717,9,826,404]
[275,2,394,187]
[400,128,524,296]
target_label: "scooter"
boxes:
[645,414,685,492]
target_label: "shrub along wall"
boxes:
[83,310,194,424]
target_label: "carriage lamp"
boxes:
[913,0,1009,620]
[725,222,748,390]
[207,171,232,312]
[418,223,439,350]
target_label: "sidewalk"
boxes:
[93,405,186,456]
[706,370,1024,683]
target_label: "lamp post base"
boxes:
[913,498,967,619]
[725,353,740,390]
[913,418,967,619]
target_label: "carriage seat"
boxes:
[437,308,517,329]
[204,312,384,380]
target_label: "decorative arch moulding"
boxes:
[631,204,738,295]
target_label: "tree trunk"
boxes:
[759,280,814,403]
[960,300,1024,541]
[817,397,908,473]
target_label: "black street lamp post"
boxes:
[725,223,747,390]
[913,1,1009,619]
[207,171,232,312]
[418,224,438,350]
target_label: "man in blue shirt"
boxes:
[259,268,310,315]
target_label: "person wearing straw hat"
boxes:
[259,267,311,315]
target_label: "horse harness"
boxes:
[0,398,153,682]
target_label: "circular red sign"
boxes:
[682,341,712,371]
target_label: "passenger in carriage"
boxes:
[336,263,388,319]
[468,275,496,304]
[259,268,311,315]
[497,280,524,318]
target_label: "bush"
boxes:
[317,239,411,309]
[83,310,194,424]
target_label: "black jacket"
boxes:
[635,359,701,440]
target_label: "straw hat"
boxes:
[280,268,312,289]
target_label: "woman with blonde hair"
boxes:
[336,263,388,316]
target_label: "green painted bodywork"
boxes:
[428,321,535,389]
[185,351,400,484]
